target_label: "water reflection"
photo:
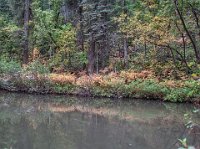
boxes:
[0,91,199,149]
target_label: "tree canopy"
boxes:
[1,0,200,75]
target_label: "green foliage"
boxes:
[119,79,169,99]
[178,138,196,149]
[46,24,85,71]
[22,76,51,93]
[56,24,76,51]
[50,83,76,94]
[0,16,22,61]
[0,59,21,74]
[165,80,200,102]
[0,0,200,104]
[32,5,80,71]
[32,9,58,53]
[23,60,50,74]
[1,0,200,74]
[166,88,189,102]
[136,80,168,98]
[82,77,200,102]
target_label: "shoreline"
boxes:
[0,88,199,106]
[0,72,200,105]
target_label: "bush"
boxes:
[49,73,76,85]
[121,79,169,99]
[0,59,21,74]
[21,75,51,93]
[165,80,200,102]
[137,80,169,98]
[23,60,50,74]
[50,83,76,94]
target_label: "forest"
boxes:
[1,0,200,103]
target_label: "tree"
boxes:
[23,0,31,64]
[82,0,115,74]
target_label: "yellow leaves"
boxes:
[56,24,76,53]
[144,16,175,45]
[191,73,198,78]
[116,10,176,47]
[191,73,200,82]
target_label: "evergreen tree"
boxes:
[82,0,115,74]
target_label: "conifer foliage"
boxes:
[1,0,200,74]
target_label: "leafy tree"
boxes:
[1,0,200,75]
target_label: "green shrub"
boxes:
[138,80,169,98]
[22,76,51,93]
[23,60,50,74]
[50,83,76,94]
[0,59,21,74]
[118,79,168,99]
[92,86,114,97]
[165,81,200,102]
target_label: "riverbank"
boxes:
[0,71,200,104]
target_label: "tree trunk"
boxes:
[174,0,200,63]
[96,43,99,74]
[63,0,70,24]
[144,41,147,59]
[123,0,128,68]
[23,0,30,64]
[123,37,128,68]
[77,3,84,51]
[87,40,95,74]
[189,3,200,42]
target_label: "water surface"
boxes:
[0,91,199,149]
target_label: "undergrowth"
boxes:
[0,62,199,103]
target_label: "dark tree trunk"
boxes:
[63,0,70,24]
[123,37,128,68]
[123,0,128,68]
[77,3,84,51]
[174,0,200,63]
[175,21,190,71]
[23,0,30,64]
[98,40,109,70]
[189,3,200,41]
[96,43,99,74]
[87,40,95,74]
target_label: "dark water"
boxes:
[0,91,199,149]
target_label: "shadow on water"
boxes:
[0,90,199,149]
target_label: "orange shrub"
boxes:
[120,70,154,83]
[50,73,76,85]
[91,74,104,86]
[52,67,65,73]
[162,80,184,88]
[76,71,87,77]
[76,75,93,87]
[102,73,124,87]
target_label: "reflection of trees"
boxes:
[0,108,199,149]
[0,90,199,149]
[0,119,16,149]
[0,110,76,149]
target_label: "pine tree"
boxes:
[82,0,115,74]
